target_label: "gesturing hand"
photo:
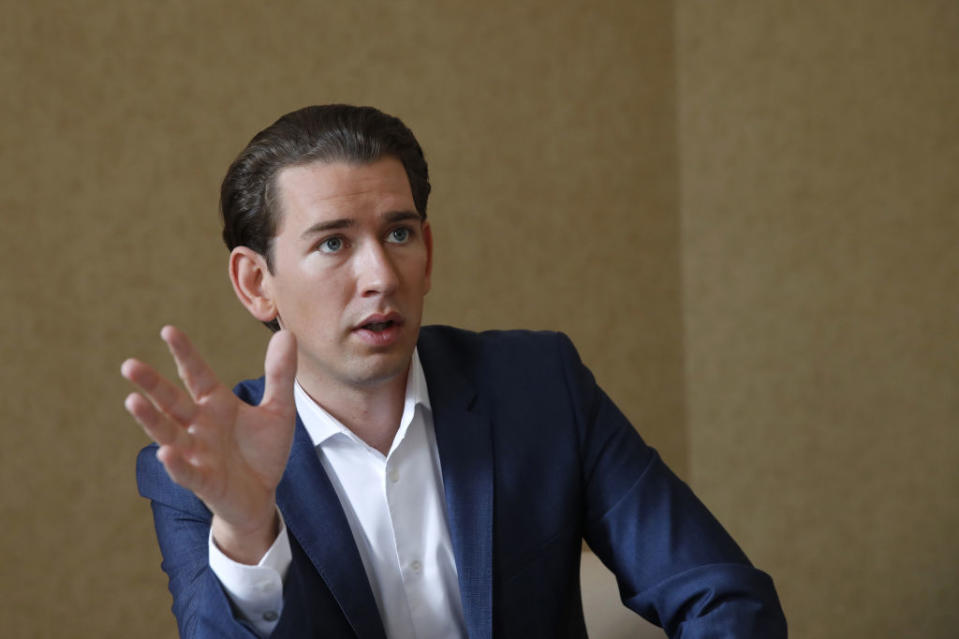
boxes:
[122,325,297,563]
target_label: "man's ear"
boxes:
[423,221,433,295]
[229,247,278,323]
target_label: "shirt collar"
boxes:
[293,348,432,452]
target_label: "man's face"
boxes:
[263,157,432,397]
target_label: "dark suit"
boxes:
[138,326,786,638]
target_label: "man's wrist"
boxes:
[209,510,290,637]
[211,506,280,565]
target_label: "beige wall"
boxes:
[1,2,680,637]
[677,2,959,638]
[2,1,955,637]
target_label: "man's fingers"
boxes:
[125,392,187,447]
[121,358,197,424]
[260,329,297,415]
[161,325,221,402]
[126,389,207,495]
[156,445,204,493]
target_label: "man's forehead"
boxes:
[272,157,415,232]
[276,157,409,201]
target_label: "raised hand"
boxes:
[122,325,297,563]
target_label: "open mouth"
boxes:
[354,315,404,345]
[361,320,397,332]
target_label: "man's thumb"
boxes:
[261,330,297,412]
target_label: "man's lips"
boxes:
[353,312,404,333]
[352,312,405,347]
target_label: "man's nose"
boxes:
[356,241,400,297]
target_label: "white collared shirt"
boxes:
[210,349,466,638]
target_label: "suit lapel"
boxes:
[419,333,494,639]
[277,417,387,639]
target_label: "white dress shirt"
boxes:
[210,349,467,638]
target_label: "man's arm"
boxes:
[137,423,366,638]
[123,326,297,634]
[207,510,290,635]
[556,334,788,638]
[137,446,262,637]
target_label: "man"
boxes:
[123,105,786,638]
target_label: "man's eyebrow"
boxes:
[300,219,353,239]
[383,210,422,224]
[299,211,421,240]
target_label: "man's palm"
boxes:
[123,326,297,533]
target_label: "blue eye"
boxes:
[388,228,411,243]
[320,237,344,253]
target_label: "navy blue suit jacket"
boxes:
[137,326,786,638]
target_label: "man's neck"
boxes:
[297,368,410,456]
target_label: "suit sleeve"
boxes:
[207,512,289,636]
[555,334,788,638]
[136,446,329,638]
[136,444,264,638]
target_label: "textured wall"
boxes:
[677,2,959,637]
[0,2,681,636]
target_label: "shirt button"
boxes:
[410,560,422,573]
[262,611,278,622]
[389,468,400,483]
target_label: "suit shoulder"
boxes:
[136,444,210,517]
[232,376,265,405]
[420,324,575,355]
[419,324,581,379]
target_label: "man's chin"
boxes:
[343,349,414,389]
